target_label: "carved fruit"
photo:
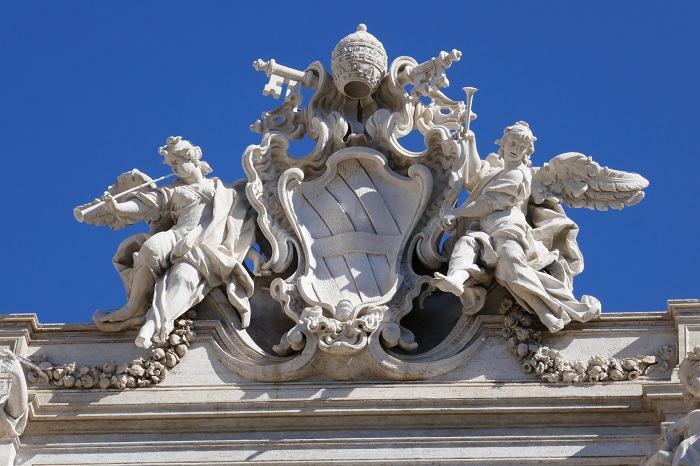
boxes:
[610,369,626,381]
[63,375,75,388]
[79,375,95,388]
[175,344,188,358]
[518,314,533,327]
[165,352,179,368]
[517,343,529,357]
[102,361,117,374]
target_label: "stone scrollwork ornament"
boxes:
[71,24,650,383]
[236,24,482,380]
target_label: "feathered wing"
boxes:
[531,152,649,210]
[75,169,158,230]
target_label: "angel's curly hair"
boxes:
[158,136,213,175]
[495,121,536,167]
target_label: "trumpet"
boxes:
[463,86,478,136]
[74,173,175,222]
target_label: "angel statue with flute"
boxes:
[433,116,648,332]
[74,136,269,348]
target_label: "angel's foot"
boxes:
[134,335,152,349]
[432,272,466,296]
[135,321,156,348]
[540,313,565,333]
[96,305,137,323]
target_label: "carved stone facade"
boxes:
[1,25,696,465]
[1,301,698,465]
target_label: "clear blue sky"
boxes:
[1,2,698,324]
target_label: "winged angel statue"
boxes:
[75,137,268,349]
[74,25,648,382]
[433,122,647,332]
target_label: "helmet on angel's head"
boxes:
[158,136,212,175]
[495,121,537,166]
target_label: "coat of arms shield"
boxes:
[279,148,432,314]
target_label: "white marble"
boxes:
[76,137,268,349]
[4,23,684,466]
[641,346,700,465]
[67,24,651,384]
[433,122,647,332]
[0,303,693,465]
[0,351,28,466]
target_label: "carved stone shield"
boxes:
[279,148,432,313]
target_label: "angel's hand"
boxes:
[455,129,475,142]
[440,214,457,233]
[101,192,119,213]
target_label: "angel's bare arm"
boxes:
[102,194,153,219]
[462,132,486,191]
[452,198,494,219]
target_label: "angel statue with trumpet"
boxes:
[74,136,269,348]
[433,121,648,332]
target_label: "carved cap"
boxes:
[331,24,388,99]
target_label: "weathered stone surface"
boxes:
[0,301,692,464]
[3,24,691,465]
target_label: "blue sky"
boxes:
[1,2,698,324]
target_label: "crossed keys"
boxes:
[253,59,311,104]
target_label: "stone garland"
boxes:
[26,311,196,390]
[500,298,675,383]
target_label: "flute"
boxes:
[74,173,175,222]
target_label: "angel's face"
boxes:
[164,152,199,181]
[503,135,532,166]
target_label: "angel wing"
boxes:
[74,169,158,230]
[531,152,649,210]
